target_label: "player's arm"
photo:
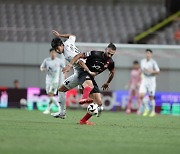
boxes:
[150,70,160,75]
[62,53,85,73]
[101,69,115,90]
[40,60,47,72]
[62,53,97,77]
[146,62,160,75]
[40,67,47,72]
[69,53,85,67]
[78,60,97,77]
[52,30,75,38]
[63,71,68,79]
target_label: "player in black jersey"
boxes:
[63,43,116,125]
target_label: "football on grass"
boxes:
[87,103,98,115]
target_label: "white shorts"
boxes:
[63,70,89,89]
[63,73,81,89]
[139,81,156,96]
[46,82,59,95]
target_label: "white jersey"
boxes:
[63,36,84,73]
[140,58,160,84]
[40,57,65,84]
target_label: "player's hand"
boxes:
[101,83,109,90]
[145,69,154,74]
[144,69,152,75]
[40,68,47,72]
[62,65,71,74]
[52,30,60,37]
[88,71,97,77]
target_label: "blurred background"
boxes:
[0,0,179,113]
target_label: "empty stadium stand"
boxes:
[147,21,180,45]
[0,0,168,43]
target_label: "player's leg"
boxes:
[43,93,54,114]
[79,80,94,104]
[79,93,95,125]
[79,81,102,125]
[77,72,95,104]
[90,93,103,117]
[135,88,142,115]
[148,83,156,117]
[43,84,54,114]
[44,83,61,114]
[52,73,81,118]
[126,90,135,114]
[51,84,68,118]
[50,83,62,114]
[139,82,149,116]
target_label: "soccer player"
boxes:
[139,49,160,117]
[63,43,116,125]
[40,48,65,114]
[126,60,141,114]
[51,30,96,118]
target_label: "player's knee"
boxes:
[149,96,154,100]
[83,80,94,89]
[48,93,54,97]
[58,85,68,92]
[96,98,102,106]
[139,94,144,100]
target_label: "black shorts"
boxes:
[78,71,100,94]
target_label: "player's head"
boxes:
[13,80,19,89]
[49,48,57,59]
[145,49,153,60]
[51,37,64,54]
[104,43,116,58]
[133,60,139,69]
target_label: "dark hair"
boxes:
[49,48,55,52]
[107,43,116,51]
[133,60,139,64]
[51,37,63,48]
[146,49,153,53]
[14,80,19,83]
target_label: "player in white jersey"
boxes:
[139,49,160,117]
[50,30,96,118]
[40,48,65,114]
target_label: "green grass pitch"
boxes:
[0,109,180,154]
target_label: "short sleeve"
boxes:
[108,61,115,71]
[67,35,76,44]
[140,60,144,70]
[153,61,160,72]
[40,59,46,69]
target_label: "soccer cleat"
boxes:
[43,110,50,114]
[78,120,95,125]
[149,112,156,117]
[79,98,93,105]
[143,109,149,116]
[96,106,103,117]
[51,112,66,119]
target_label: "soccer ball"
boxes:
[87,103,98,115]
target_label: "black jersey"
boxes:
[85,51,115,74]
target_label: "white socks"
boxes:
[47,96,61,112]
[142,97,148,111]
[46,97,54,111]
[58,92,66,115]
[150,99,156,113]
